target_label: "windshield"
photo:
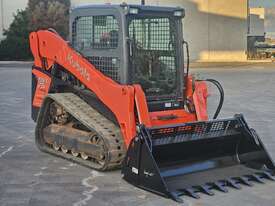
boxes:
[128,16,178,99]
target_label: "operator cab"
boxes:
[70,4,185,111]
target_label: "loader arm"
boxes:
[30,30,137,146]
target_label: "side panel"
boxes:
[32,68,52,121]
[193,81,208,121]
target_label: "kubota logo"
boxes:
[67,53,90,81]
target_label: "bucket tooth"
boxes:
[226,179,241,189]
[235,176,253,186]
[210,182,228,193]
[260,171,275,181]
[246,174,265,184]
[184,188,200,199]
[198,185,215,196]
[170,192,184,203]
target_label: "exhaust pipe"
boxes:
[122,114,275,202]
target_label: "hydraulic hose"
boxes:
[182,41,224,119]
[198,79,224,119]
[183,40,190,77]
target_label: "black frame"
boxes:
[126,13,184,101]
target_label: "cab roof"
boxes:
[72,3,184,14]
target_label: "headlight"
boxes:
[129,8,139,14]
[174,11,183,17]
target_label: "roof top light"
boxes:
[174,10,183,17]
[129,8,139,14]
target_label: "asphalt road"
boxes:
[0,63,275,206]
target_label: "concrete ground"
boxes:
[0,62,275,206]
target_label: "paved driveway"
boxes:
[0,63,275,206]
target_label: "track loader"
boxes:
[30,3,275,203]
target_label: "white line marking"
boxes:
[17,136,23,140]
[69,163,77,167]
[0,146,13,158]
[73,171,104,206]
[34,172,43,177]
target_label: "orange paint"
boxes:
[193,81,208,121]
[32,69,52,107]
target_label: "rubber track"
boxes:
[35,93,126,171]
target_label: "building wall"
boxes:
[184,0,248,61]
[250,0,275,8]
[265,7,275,39]
[249,7,265,36]
[0,0,28,40]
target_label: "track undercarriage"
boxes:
[35,93,126,171]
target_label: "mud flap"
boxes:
[122,114,275,203]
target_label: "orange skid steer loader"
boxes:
[30,4,275,203]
